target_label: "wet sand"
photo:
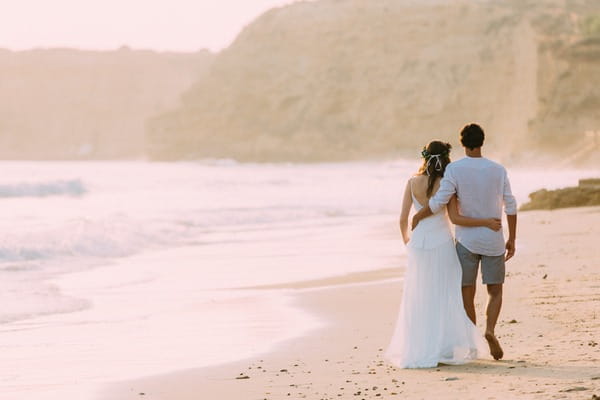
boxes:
[100,206,600,400]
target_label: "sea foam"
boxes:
[0,179,86,198]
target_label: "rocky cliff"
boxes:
[0,48,213,159]
[147,0,600,164]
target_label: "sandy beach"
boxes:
[99,206,600,400]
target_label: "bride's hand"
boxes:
[486,218,502,231]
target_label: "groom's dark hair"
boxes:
[460,124,485,150]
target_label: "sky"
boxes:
[1,0,302,52]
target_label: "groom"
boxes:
[411,123,517,360]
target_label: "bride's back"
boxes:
[407,174,452,249]
[410,175,441,209]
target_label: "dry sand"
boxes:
[100,206,600,400]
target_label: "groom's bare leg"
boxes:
[462,285,476,324]
[485,284,504,360]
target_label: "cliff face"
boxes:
[529,11,600,164]
[0,48,213,159]
[147,0,600,164]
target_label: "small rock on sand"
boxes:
[560,386,588,392]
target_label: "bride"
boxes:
[385,141,497,368]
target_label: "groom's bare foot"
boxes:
[485,332,504,360]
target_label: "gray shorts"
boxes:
[456,241,505,286]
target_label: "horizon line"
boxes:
[0,45,216,55]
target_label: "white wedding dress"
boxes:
[385,193,486,368]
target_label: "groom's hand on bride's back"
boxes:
[411,215,419,230]
[411,206,434,230]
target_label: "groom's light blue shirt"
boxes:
[429,156,517,256]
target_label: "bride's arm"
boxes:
[447,195,501,231]
[399,179,413,244]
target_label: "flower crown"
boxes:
[421,147,450,160]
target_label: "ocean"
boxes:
[0,160,596,399]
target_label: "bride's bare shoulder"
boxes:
[410,174,428,186]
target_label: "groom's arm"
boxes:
[411,168,457,230]
[503,169,518,260]
[505,214,517,260]
[411,204,433,230]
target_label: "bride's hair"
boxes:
[418,140,452,197]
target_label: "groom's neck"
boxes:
[465,147,483,158]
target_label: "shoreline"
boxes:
[234,266,403,290]
[100,207,600,400]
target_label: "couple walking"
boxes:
[386,123,517,368]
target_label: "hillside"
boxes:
[529,12,600,164]
[147,0,600,164]
[0,48,213,159]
